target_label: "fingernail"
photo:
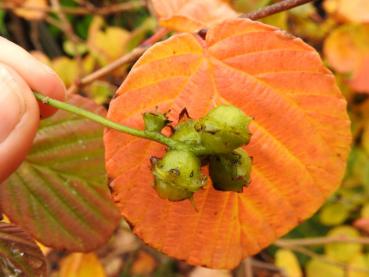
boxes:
[0,67,25,143]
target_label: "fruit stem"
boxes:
[34,93,210,155]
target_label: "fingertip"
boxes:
[35,66,66,118]
[0,37,66,118]
[37,77,66,118]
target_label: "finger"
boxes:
[0,36,65,117]
[0,63,39,183]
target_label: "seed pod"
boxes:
[195,105,252,154]
[152,150,207,201]
[171,119,202,146]
[209,148,252,192]
[143,112,170,132]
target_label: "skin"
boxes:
[0,37,66,183]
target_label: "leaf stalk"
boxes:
[34,93,210,155]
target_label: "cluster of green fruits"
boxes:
[144,105,253,201]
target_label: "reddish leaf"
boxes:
[353,218,369,233]
[1,95,120,252]
[104,19,351,268]
[350,56,369,93]
[149,0,237,32]
[0,222,47,276]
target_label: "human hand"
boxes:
[0,37,66,183]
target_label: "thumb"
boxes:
[0,63,39,183]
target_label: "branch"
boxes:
[250,259,285,274]
[241,0,314,20]
[67,46,148,95]
[50,0,84,84]
[198,0,314,38]
[244,258,253,277]
[276,236,369,247]
[0,1,145,16]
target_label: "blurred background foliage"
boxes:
[1,0,369,276]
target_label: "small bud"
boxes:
[171,119,202,146]
[209,148,252,192]
[195,105,252,154]
[143,112,170,132]
[152,150,207,201]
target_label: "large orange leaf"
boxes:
[104,19,351,269]
[149,0,237,32]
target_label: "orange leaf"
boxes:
[131,251,157,275]
[104,19,351,269]
[60,253,106,277]
[150,0,237,32]
[350,56,369,93]
[323,23,369,73]
[324,0,369,23]
[14,0,48,21]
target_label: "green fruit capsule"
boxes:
[143,112,170,132]
[209,148,252,192]
[152,150,207,201]
[171,119,202,146]
[195,105,252,154]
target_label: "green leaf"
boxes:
[0,10,7,36]
[85,81,115,105]
[0,221,47,277]
[63,40,88,57]
[0,95,120,252]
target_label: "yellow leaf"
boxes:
[306,258,344,277]
[319,202,350,226]
[275,249,302,277]
[60,253,106,277]
[325,226,362,263]
[323,24,369,73]
[87,17,131,66]
[348,254,369,277]
[361,204,369,218]
[51,57,79,87]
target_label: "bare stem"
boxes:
[68,46,148,94]
[198,0,314,37]
[0,1,145,16]
[241,0,314,20]
[276,236,369,246]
